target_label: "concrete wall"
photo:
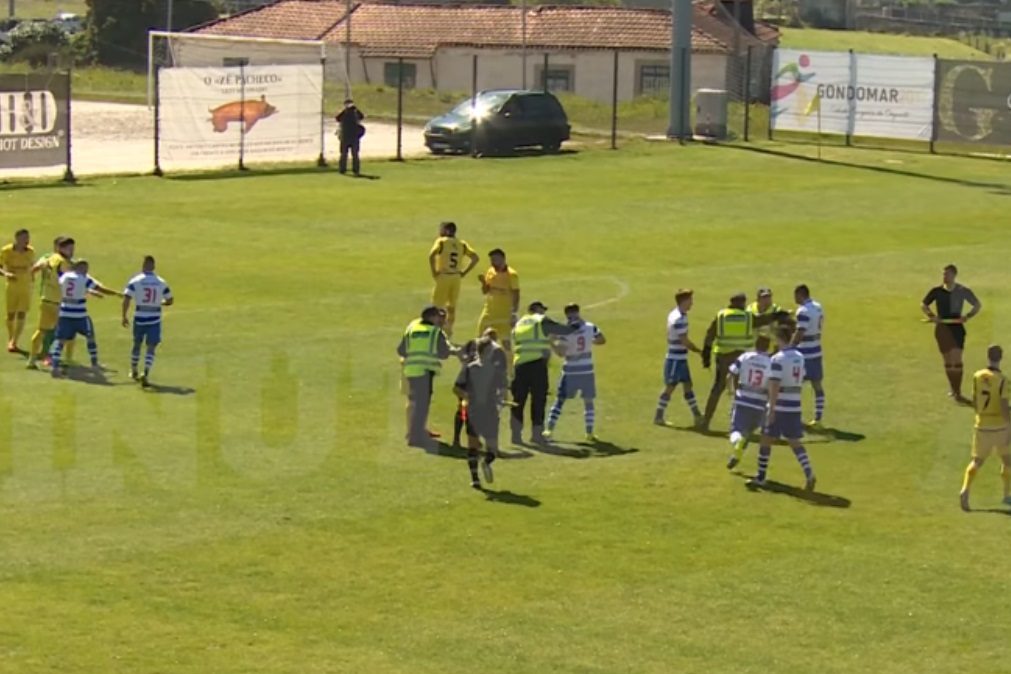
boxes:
[333,46,728,103]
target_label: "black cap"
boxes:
[528,300,548,312]
[730,291,747,302]
[420,305,440,320]
[564,302,580,313]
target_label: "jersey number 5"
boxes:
[449,252,459,270]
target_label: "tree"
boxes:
[86,0,220,67]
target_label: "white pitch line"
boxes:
[585,277,630,310]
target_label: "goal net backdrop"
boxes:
[149,32,328,170]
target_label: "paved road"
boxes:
[0,101,429,180]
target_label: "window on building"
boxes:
[537,67,573,93]
[639,64,670,96]
[383,62,416,89]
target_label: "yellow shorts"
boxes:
[478,313,512,343]
[5,284,31,314]
[37,301,58,331]
[432,274,462,308]
[972,427,1010,459]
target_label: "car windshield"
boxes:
[449,92,513,119]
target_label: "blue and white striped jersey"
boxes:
[769,348,806,413]
[58,272,96,319]
[666,308,689,362]
[559,321,602,376]
[124,273,173,326]
[729,350,772,411]
[795,299,824,360]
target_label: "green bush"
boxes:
[0,21,70,66]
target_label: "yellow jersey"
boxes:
[973,367,1009,430]
[0,243,34,284]
[480,265,519,317]
[430,236,474,275]
[40,253,71,303]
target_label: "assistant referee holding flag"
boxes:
[922,264,981,403]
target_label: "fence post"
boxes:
[610,49,619,150]
[767,47,775,140]
[63,68,75,183]
[743,45,752,142]
[846,48,855,147]
[929,52,939,155]
[396,56,404,162]
[679,46,689,144]
[318,56,327,167]
[543,53,549,93]
[153,64,163,176]
[238,60,247,171]
[471,54,478,158]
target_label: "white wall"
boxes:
[330,45,729,103]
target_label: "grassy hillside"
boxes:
[780,27,991,58]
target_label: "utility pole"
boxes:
[666,0,692,139]
[167,0,174,31]
[345,0,352,99]
[521,0,527,89]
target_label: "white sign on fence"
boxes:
[771,49,935,141]
[158,63,322,167]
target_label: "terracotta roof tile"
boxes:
[196,1,776,57]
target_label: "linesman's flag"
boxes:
[804,93,821,116]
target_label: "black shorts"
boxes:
[935,323,966,353]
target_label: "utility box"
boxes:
[694,89,728,140]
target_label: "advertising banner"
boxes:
[158,64,322,166]
[771,49,935,141]
[936,60,1011,146]
[0,73,69,169]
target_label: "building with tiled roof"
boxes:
[196,1,778,103]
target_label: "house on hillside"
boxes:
[194,0,779,103]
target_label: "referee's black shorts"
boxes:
[935,323,966,354]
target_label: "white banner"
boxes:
[771,49,935,141]
[158,64,322,168]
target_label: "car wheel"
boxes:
[542,141,562,153]
[431,147,447,155]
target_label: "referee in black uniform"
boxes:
[921,264,982,403]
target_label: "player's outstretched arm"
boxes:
[121,295,132,328]
[680,334,701,353]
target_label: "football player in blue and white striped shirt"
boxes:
[749,326,816,491]
[654,288,703,427]
[51,259,120,377]
[725,336,772,470]
[792,284,826,427]
[122,256,174,388]
[545,303,606,442]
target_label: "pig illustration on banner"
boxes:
[209,95,278,133]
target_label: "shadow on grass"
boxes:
[805,426,867,442]
[144,383,197,396]
[527,438,639,459]
[670,424,729,439]
[720,144,1011,197]
[743,478,852,509]
[166,165,340,182]
[479,487,541,508]
[971,508,1011,517]
[62,366,118,387]
[0,179,89,192]
[479,148,580,160]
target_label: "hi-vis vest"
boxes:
[402,320,441,377]
[748,301,781,341]
[512,313,551,365]
[713,308,754,355]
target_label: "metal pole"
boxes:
[768,47,775,140]
[743,45,752,142]
[153,64,163,176]
[345,0,352,100]
[543,52,549,92]
[668,0,692,139]
[929,52,939,154]
[521,0,527,89]
[318,56,327,167]
[471,54,478,158]
[610,49,619,150]
[167,0,174,31]
[8,0,13,20]
[845,48,854,147]
[396,56,404,161]
[63,69,74,183]
[238,61,247,171]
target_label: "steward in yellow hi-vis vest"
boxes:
[397,305,456,449]
[701,291,785,430]
[509,300,574,445]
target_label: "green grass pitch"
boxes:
[1,142,1010,673]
